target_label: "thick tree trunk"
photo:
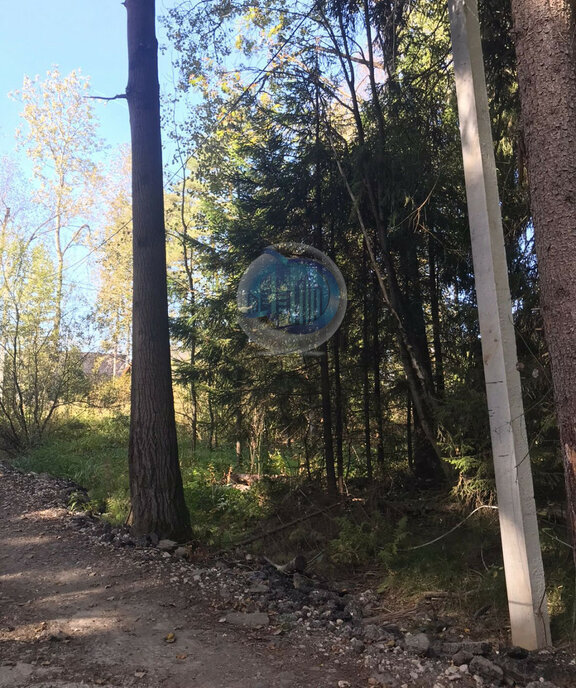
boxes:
[125,0,190,541]
[511,0,576,550]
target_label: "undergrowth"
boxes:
[7,412,575,642]
[12,414,131,522]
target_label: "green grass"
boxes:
[12,413,269,537]
[331,503,575,641]
[13,414,131,522]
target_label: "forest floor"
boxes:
[1,463,575,688]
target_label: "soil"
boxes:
[1,463,575,688]
[0,464,369,688]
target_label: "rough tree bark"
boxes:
[510,0,576,552]
[125,0,191,540]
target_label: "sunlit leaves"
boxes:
[10,68,104,334]
[93,148,133,361]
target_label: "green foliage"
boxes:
[87,374,131,412]
[93,148,133,362]
[328,518,382,566]
[67,490,107,516]
[182,481,266,547]
[378,515,410,568]
[327,514,410,567]
[0,233,89,451]
[540,530,576,638]
[176,444,276,545]
[446,453,496,505]
[376,508,510,623]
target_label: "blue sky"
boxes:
[0,0,178,160]
[0,1,185,313]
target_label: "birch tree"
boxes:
[13,68,103,338]
[0,167,84,451]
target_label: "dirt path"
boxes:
[0,465,365,688]
[2,465,575,688]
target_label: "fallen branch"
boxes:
[263,554,307,575]
[420,590,453,599]
[236,501,343,547]
[363,606,419,624]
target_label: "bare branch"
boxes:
[87,94,127,101]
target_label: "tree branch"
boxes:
[87,94,127,101]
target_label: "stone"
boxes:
[404,632,431,656]
[225,612,270,628]
[343,601,364,621]
[48,630,70,642]
[173,547,189,559]
[363,624,383,642]
[309,589,333,604]
[452,650,473,666]
[382,623,403,637]
[524,682,559,688]
[292,573,313,592]
[157,539,178,552]
[442,640,491,656]
[445,665,463,682]
[369,674,396,688]
[463,640,491,655]
[507,646,529,660]
[469,656,504,684]
[350,638,365,654]
[496,657,540,685]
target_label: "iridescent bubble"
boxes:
[237,243,347,355]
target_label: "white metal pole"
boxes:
[447,0,551,649]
